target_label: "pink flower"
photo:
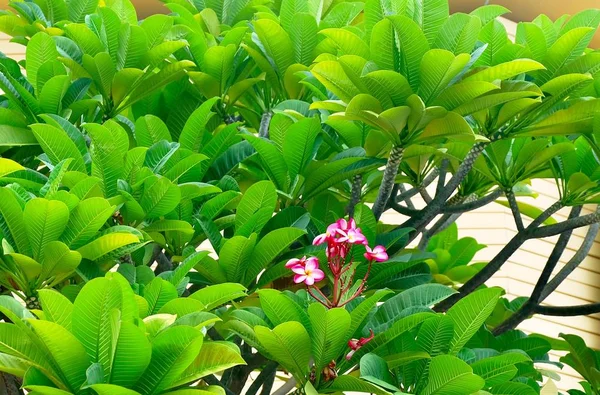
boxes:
[285,256,318,269]
[336,218,356,231]
[292,258,325,286]
[364,245,388,262]
[338,228,367,245]
[313,222,341,245]
[345,329,375,360]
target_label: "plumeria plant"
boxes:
[0,0,598,394]
[287,218,388,308]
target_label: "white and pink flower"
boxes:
[291,258,325,286]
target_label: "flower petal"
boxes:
[292,266,307,274]
[311,269,325,281]
[304,276,315,285]
[285,258,301,268]
[305,257,319,271]
[293,274,307,284]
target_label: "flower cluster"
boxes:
[286,217,388,308]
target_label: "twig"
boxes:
[436,159,449,196]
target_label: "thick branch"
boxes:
[373,146,404,220]
[534,303,600,316]
[418,212,461,250]
[532,210,600,239]
[542,221,600,300]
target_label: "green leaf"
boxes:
[218,235,257,283]
[447,287,502,354]
[39,241,81,286]
[422,355,485,395]
[242,135,290,191]
[434,13,481,55]
[419,50,471,104]
[464,59,546,82]
[367,284,456,332]
[60,198,115,250]
[90,385,141,395]
[144,278,178,315]
[72,276,123,379]
[0,188,30,255]
[38,289,73,330]
[77,233,140,261]
[308,304,351,372]
[26,33,59,92]
[134,326,203,394]
[171,342,246,388]
[189,283,247,310]
[24,198,69,262]
[110,322,151,387]
[283,117,321,181]
[28,319,90,391]
[135,115,171,147]
[244,228,306,285]
[235,180,277,234]
[255,322,311,379]
[69,0,99,22]
[289,13,318,66]
[30,124,86,173]
[139,176,181,219]
[537,27,595,84]
[471,352,531,387]
[388,15,430,90]
[84,123,128,197]
[253,19,294,76]
[323,375,391,395]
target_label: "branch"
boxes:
[534,303,600,316]
[436,159,449,196]
[532,210,600,239]
[271,377,297,395]
[204,375,235,395]
[505,189,524,231]
[373,146,404,220]
[542,221,600,300]
[400,142,488,233]
[390,201,420,216]
[395,185,420,206]
[346,174,362,217]
[493,206,582,335]
[442,189,502,213]
[434,201,564,312]
[418,213,461,250]
[245,362,278,395]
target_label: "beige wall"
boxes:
[381,178,600,391]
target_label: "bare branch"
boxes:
[505,189,524,231]
[534,303,600,316]
[443,189,502,213]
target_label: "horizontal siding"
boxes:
[381,178,599,392]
